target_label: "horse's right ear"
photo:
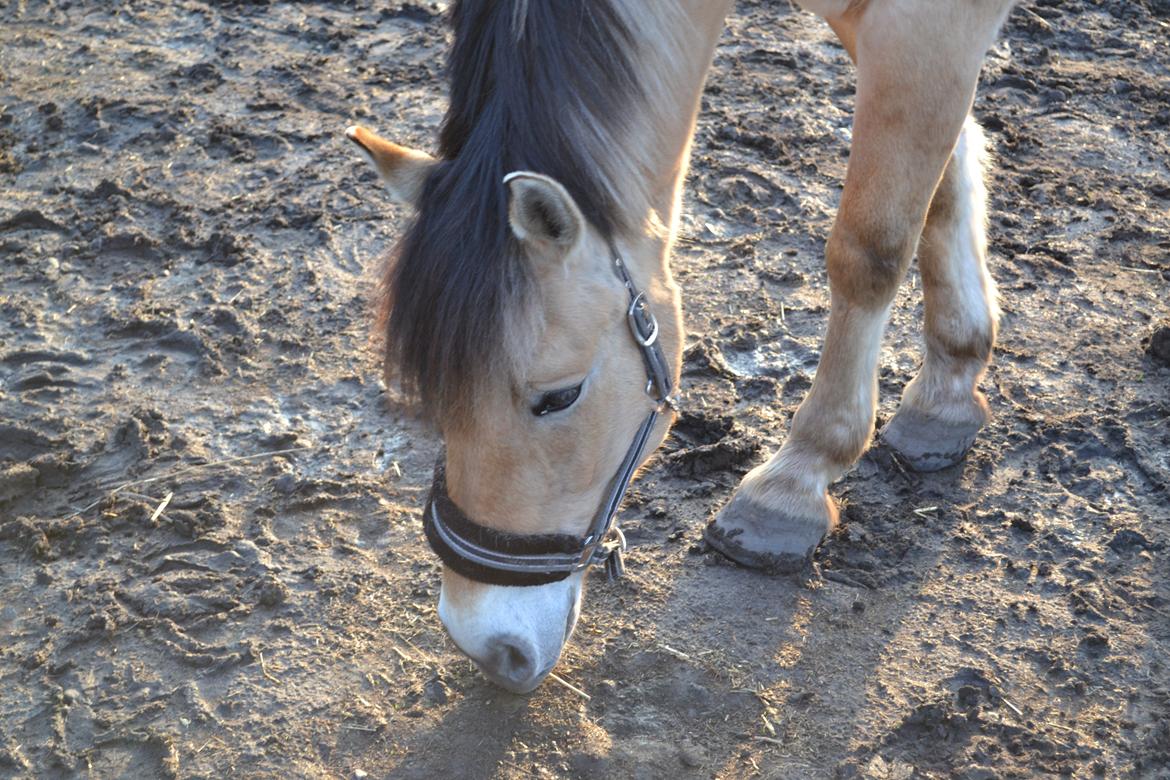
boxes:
[345,125,436,206]
[504,171,584,250]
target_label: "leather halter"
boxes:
[422,247,677,587]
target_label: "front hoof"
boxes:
[704,491,834,574]
[879,406,984,472]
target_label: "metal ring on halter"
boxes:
[627,293,659,348]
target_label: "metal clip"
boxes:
[605,548,625,581]
[603,527,627,581]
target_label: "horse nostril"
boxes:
[482,635,540,689]
[504,644,529,673]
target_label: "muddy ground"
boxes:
[2,1,1169,778]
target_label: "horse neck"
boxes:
[611,0,732,274]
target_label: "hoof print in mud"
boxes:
[663,412,762,479]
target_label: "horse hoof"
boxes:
[879,405,983,472]
[704,491,833,574]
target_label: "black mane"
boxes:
[381,0,639,418]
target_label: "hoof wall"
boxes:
[880,407,982,472]
[704,493,829,574]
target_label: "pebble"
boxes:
[678,741,705,768]
[423,674,450,705]
[257,576,288,607]
[1148,323,1170,366]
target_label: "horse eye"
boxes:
[532,384,583,417]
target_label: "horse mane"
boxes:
[379,0,641,420]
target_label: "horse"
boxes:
[346,0,1015,693]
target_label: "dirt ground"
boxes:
[2,1,1169,778]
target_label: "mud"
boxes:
[2,0,1169,778]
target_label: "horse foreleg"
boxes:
[706,0,1015,572]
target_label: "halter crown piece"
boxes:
[422,245,677,587]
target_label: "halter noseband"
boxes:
[422,246,677,587]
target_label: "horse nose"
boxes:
[477,635,545,692]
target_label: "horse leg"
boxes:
[706,0,1015,571]
[879,116,998,471]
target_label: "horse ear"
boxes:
[504,172,584,250]
[345,125,435,206]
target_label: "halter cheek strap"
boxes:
[420,246,677,587]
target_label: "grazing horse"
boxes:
[347,0,1015,692]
